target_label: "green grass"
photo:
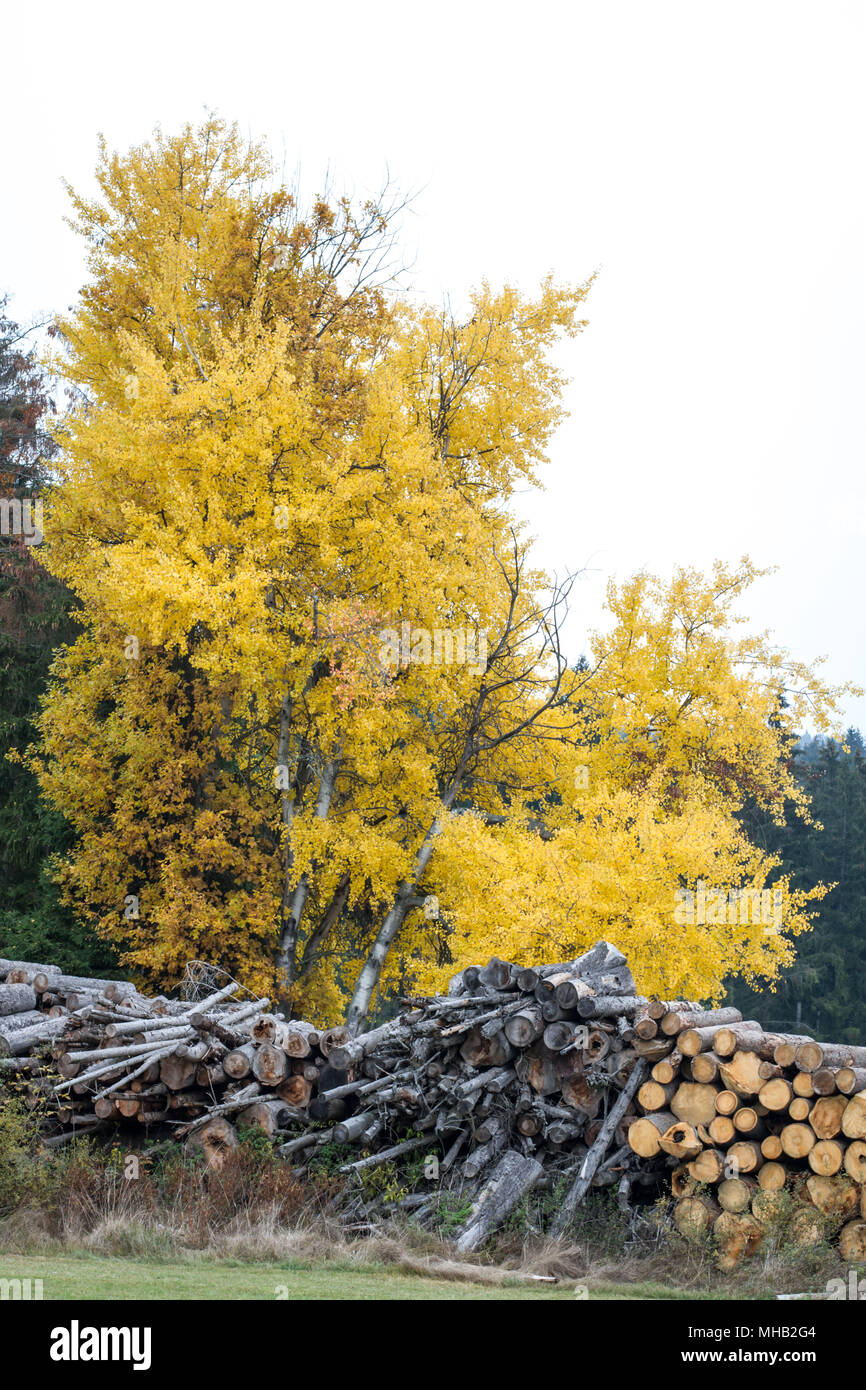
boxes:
[0,1252,743,1300]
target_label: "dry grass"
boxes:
[0,1101,858,1299]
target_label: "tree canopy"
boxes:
[22,117,857,1027]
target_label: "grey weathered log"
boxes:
[0,1009,44,1033]
[456,1150,544,1252]
[6,1017,67,1054]
[0,983,38,1015]
[329,1018,408,1070]
[338,1134,438,1172]
[550,1057,649,1236]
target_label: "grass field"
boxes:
[0,1252,747,1300]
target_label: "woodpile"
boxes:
[1,943,685,1244]
[626,1008,866,1267]
[4,944,865,1260]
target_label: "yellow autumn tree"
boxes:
[30,117,857,1026]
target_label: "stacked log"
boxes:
[6,945,865,1261]
[627,1010,866,1266]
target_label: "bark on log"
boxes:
[456,1150,544,1252]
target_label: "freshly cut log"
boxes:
[634,1017,658,1041]
[627,1111,675,1158]
[717,1176,756,1212]
[808,1094,847,1139]
[810,1067,838,1096]
[718,1051,764,1097]
[807,1140,845,1176]
[797,1041,866,1071]
[670,1082,718,1127]
[836,1066,866,1095]
[712,1024,767,1058]
[714,1089,739,1115]
[839,1220,866,1262]
[637,1079,677,1112]
[456,1151,543,1252]
[673,1193,720,1237]
[793,1041,823,1072]
[841,1090,866,1140]
[757,1060,783,1081]
[732,1107,764,1135]
[651,1054,683,1084]
[708,1115,736,1145]
[658,1122,702,1161]
[688,1147,726,1183]
[758,1077,792,1111]
[842,1138,866,1182]
[757,1161,787,1191]
[780,1122,815,1159]
[660,1006,742,1037]
[772,1036,814,1067]
[678,1026,722,1057]
[788,1097,812,1122]
[689,1053,719,1084]
[752,1189,785,1224]
[760,1134,783,1160]
[805,1174,859,1221]
[726,1141,763,1174]
[792,1071,815,1098]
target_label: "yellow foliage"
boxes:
[27,117,858,1023]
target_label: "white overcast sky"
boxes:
[4,0,865,729]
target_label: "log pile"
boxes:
[626,1009,866,1267]
[4,946,865,1260]
[2,943,689,1244]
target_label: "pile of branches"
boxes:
[627,1010,866,1266]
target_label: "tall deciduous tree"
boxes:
[28,119,856,1025]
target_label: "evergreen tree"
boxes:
[0,294,115,972]
[727,732,866,1042]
